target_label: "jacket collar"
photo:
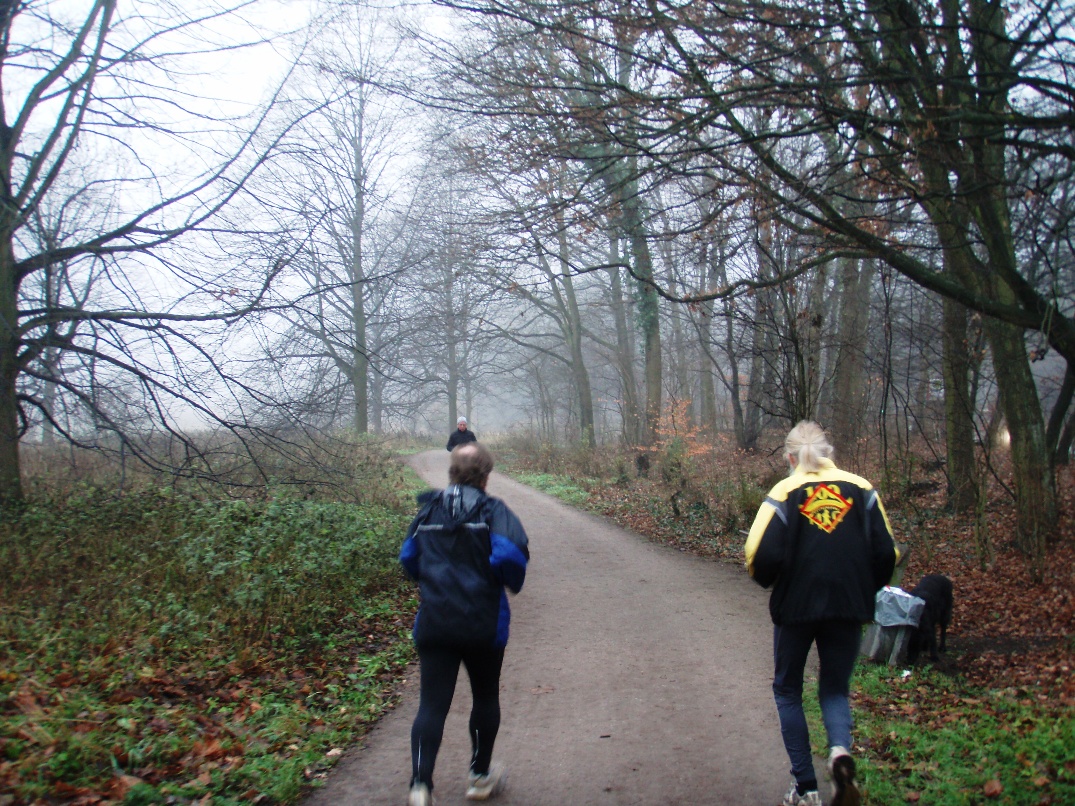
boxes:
[791,457,837,477]
[441,484,485,520]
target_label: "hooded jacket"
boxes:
[399,485,529,648]
[744,458,897,625]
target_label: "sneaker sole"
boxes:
[830,755,861,806]
[466,775,506,800]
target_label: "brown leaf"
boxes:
[984,779,1004,797]
[12,687,45,717]
[148,717,173,733]
[106,774,144,798]
[193,738,226,760]
[51,671,79,688]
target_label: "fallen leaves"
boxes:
[0,593,418,803]
[983,778,1004,797]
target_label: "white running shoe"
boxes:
[828,745,860,805]
[408,782,433,806]
[465,762,507,801]
[780,780,823,806]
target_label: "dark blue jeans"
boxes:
[773,621,862,786]
[411,644,505,790]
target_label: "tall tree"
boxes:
[0,1,294,504]
[261,2,425,435]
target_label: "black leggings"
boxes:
[410,643,505,789]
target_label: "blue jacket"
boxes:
[399,485,529,648]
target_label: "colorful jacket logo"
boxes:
[799,484,853,533]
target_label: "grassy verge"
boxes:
[509,472,594,508]
[1,468,423,804]
[801,664,1075,804]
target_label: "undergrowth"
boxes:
[1,440,424,804]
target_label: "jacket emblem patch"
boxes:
[799,484,852,533]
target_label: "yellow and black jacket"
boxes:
[744,458,897,625]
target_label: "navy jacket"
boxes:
[399,485,528,648]
[744,459,898,625]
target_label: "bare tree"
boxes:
[255,2,428,435]
[0,1,307,503]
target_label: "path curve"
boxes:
[304,450,815,805]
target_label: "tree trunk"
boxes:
[445,269,459,429]
[617,168,662,445]
[350,128,369,434]
[40,347,58,445]
[1045,366,1075,466]
[828,257,873,463]
[0,231,22,504]
[555,222,596,447]
[606,236,642,444]
[635,227,662,445]
[942,297,978,511]
[986,318,1055,573]
[696,256,718,434]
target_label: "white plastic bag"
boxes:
[873,586,926,627]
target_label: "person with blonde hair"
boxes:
[745,421,898,806]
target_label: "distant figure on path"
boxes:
[446,416,477,451]
[745,421,898,806]
[399,443,529,805]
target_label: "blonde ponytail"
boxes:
[785,421,834,473]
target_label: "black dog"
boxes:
[907,574,953,663]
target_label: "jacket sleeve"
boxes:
[399,530,421,581]
[399,498,434,581]
[488,502,529,594]
[866,490,898,591]
[744,495,788,589]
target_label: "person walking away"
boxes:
[446,416,477,451]
[744,421,897,806]
[399,443,529,805]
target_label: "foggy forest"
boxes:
[2,0,1074,804]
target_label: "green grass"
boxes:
[511,472,593,507]
[800,663,1075,804]
[1,463,424,803]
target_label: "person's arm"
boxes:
[399,497,435,580]
[489,502,529,594]
[399,529,421,580]
[744,494,788,588]
[866,490,898,590]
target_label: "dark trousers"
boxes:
[410,643,505,790]
[773,621,862,786]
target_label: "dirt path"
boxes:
[304,450,813,805]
